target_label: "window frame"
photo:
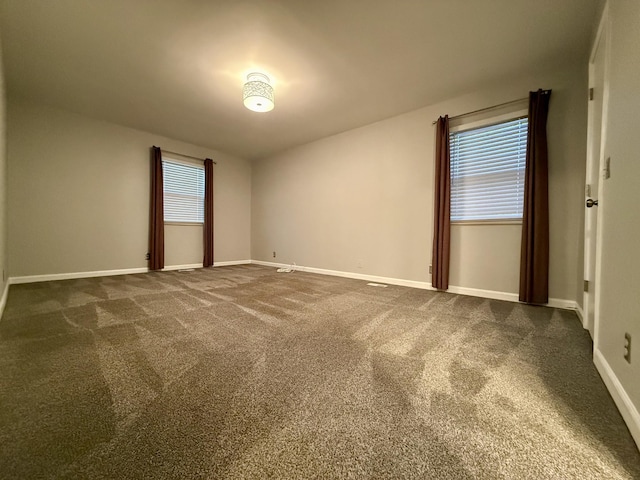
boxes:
[161,156,205,226]
[449,109,528,226]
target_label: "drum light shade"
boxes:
[243,72,274,112]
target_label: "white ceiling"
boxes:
[0,0,600,160]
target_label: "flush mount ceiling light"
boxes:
[243,72,274,112]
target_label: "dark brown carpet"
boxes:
[0,265,638,479]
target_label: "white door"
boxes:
[583,11,608,338]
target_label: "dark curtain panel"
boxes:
[432,115,451,290]
[149,146,164,271]
[520,89,552,304]
[203,158,214,267]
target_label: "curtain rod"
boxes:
[432,97,529,125]
[161,148,217,164]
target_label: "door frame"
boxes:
[583,2,610,350]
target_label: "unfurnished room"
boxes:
[0,1,638,479]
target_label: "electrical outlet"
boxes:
[145,252,150,260]
[624,333,631,363]
[429,265,432,274]
[273,251,276,258]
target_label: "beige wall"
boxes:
[7,98,251,277]
[164,225,203,267]
[596,0,640,434]
[0,35,7,297]
[449,225,521,294]
[252,65,587,302]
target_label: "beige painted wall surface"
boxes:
[7,99,251,277]
[0,34,7,298]
[596,0,640,429]
[164,225,203,267]
[449,224,521,294]
[252,66,587,302]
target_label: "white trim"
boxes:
[251,260,433,290]
[593,3,611,353]
[450,108,528,133]
[588,2,611,351]
[162,263,203,272]
[8,260,254,284]
[9,267,149,284]
[547,298,579,311]
[0,281,10,319]
[251,260,286,269]
[446,285,577,310]
[166,260,252,270]
[161,154,204,168]
[7,260,580,312]
[251,261,578,311]
[446,285,518,302]
[251,260,289,269]
[594,348,640,449]
[575,303,586,330]
[213,260,252,267]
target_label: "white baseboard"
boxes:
[594,348,640,449]
[162,263,202,272]
[251,260,578,311]
[9,267,149,284]
[430,284,576,311]
[8,260,254,284]
[251,260,433,290]
[7,260,579,314]
[447,285,518,302]
[250,260,288,269]
[0,280,9,319]
[213,260,252,267]
[164,260,252,271]
[575,304,585,324]
[574,305,594,340]
[547,298,579,310]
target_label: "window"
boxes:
[162,158,204,223]
[449,115,528,222]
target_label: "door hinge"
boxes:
[584,280,590,292]
[604,157,611,179]
[585,184,591,197]
[589,88,594,101]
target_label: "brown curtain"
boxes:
[432,115,451,290]
[519,89,552,304]
[203,158,214,267]
[149,146,164,270]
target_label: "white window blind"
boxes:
[162,159,204,223]
[449,116,528,222]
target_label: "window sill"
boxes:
[165,222,204,226]
[451,220,522,226]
